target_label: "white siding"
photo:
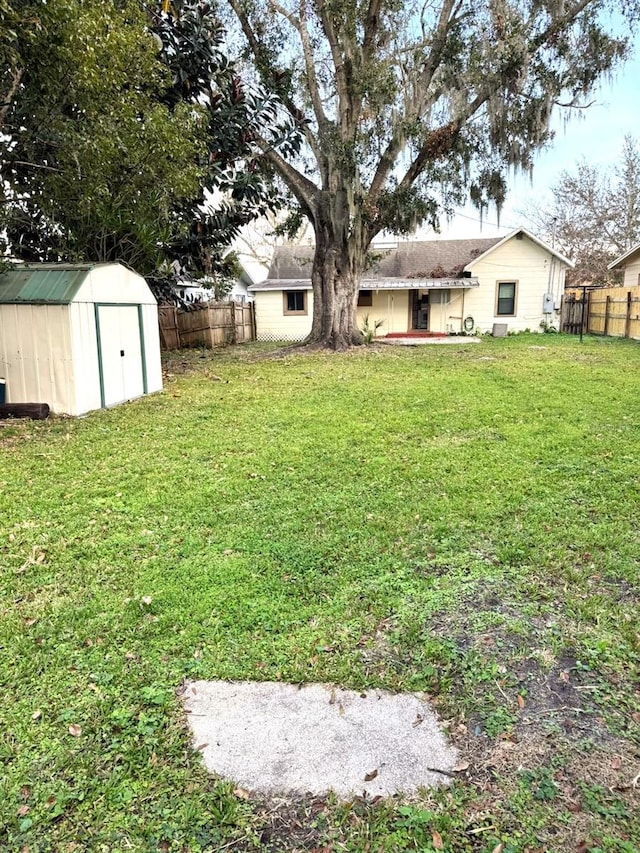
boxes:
[0,304,75,412]
[428,290,469,333]
[254,291,313,341]
[141,304,163,393]
[623,259,640,288]
[68,301,102,415]
[465,235,567,333]
[356,289,409,336]
[75,264,158,305]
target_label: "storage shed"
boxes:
[0,263,162,415]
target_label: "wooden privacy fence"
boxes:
[158,301,255,350]
[561,286,640,340]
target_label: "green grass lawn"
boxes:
[1,334,639,853]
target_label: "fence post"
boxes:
[625,291,632,338]
[585,290,591,334]
[603,295,611,337]
[229,301,237,344]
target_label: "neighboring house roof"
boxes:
[464,228,575,270]
[0,264,97,304]
[607,242,640,270]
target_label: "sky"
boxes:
[438,41,640,240]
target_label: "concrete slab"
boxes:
[183,681,458,797]
[378,336,481,345]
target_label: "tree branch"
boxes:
[366,0,459,204]
[255,134,318,218]
[227,0,322,161]
[362,0,382,59]
[0,68,24,132]
[397,88,491,194]
[314,2,353,139]
[267,0,328,132]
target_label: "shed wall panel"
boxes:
[0,304,75,411]
[69,301,101,415]
[141,304,163,392]
[75,265,158,305]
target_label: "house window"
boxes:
[496,281,517,316]
[283,290,307,315]
[358,289,373,307]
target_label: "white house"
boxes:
[248,228,573,341]
[0,262,162,415]
[608,242,640,286]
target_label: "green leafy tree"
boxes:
[1,0,290,278]
[147,1,296,280]
[222,0,639,347]
[524,135,640,284]
[1,0,206,273]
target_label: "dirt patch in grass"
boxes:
[417,586,640,851]
[253,795,329,852]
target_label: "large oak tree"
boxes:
[223,0,639,348]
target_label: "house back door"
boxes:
[97,305,145,407]
[411,292,429,330]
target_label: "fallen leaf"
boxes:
[575,842,589,853]
[20,787,30,800]
[517,695,525,709]
[234,787,250,799]
[412,713,424,727]
[195,742,208,751]
[454,760,470,772]
[17,805,30,817]
[566,800,582,813]
[68,724,82,737]
[432,829,444,850]
[492,845,504,853]
[141,596,152,606]
[611,755,622,770]
[329,689,336,705]
[45,796,56,808]
[124,651,137,661]
[364,769,378,782]
[31,710,42,721]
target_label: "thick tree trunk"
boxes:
[305,193,368,350]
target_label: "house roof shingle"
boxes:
[265,238,501,282]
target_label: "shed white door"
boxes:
[97,306,144,406]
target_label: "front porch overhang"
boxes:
[249,277,480,292]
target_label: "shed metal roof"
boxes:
[0,265,94,304]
